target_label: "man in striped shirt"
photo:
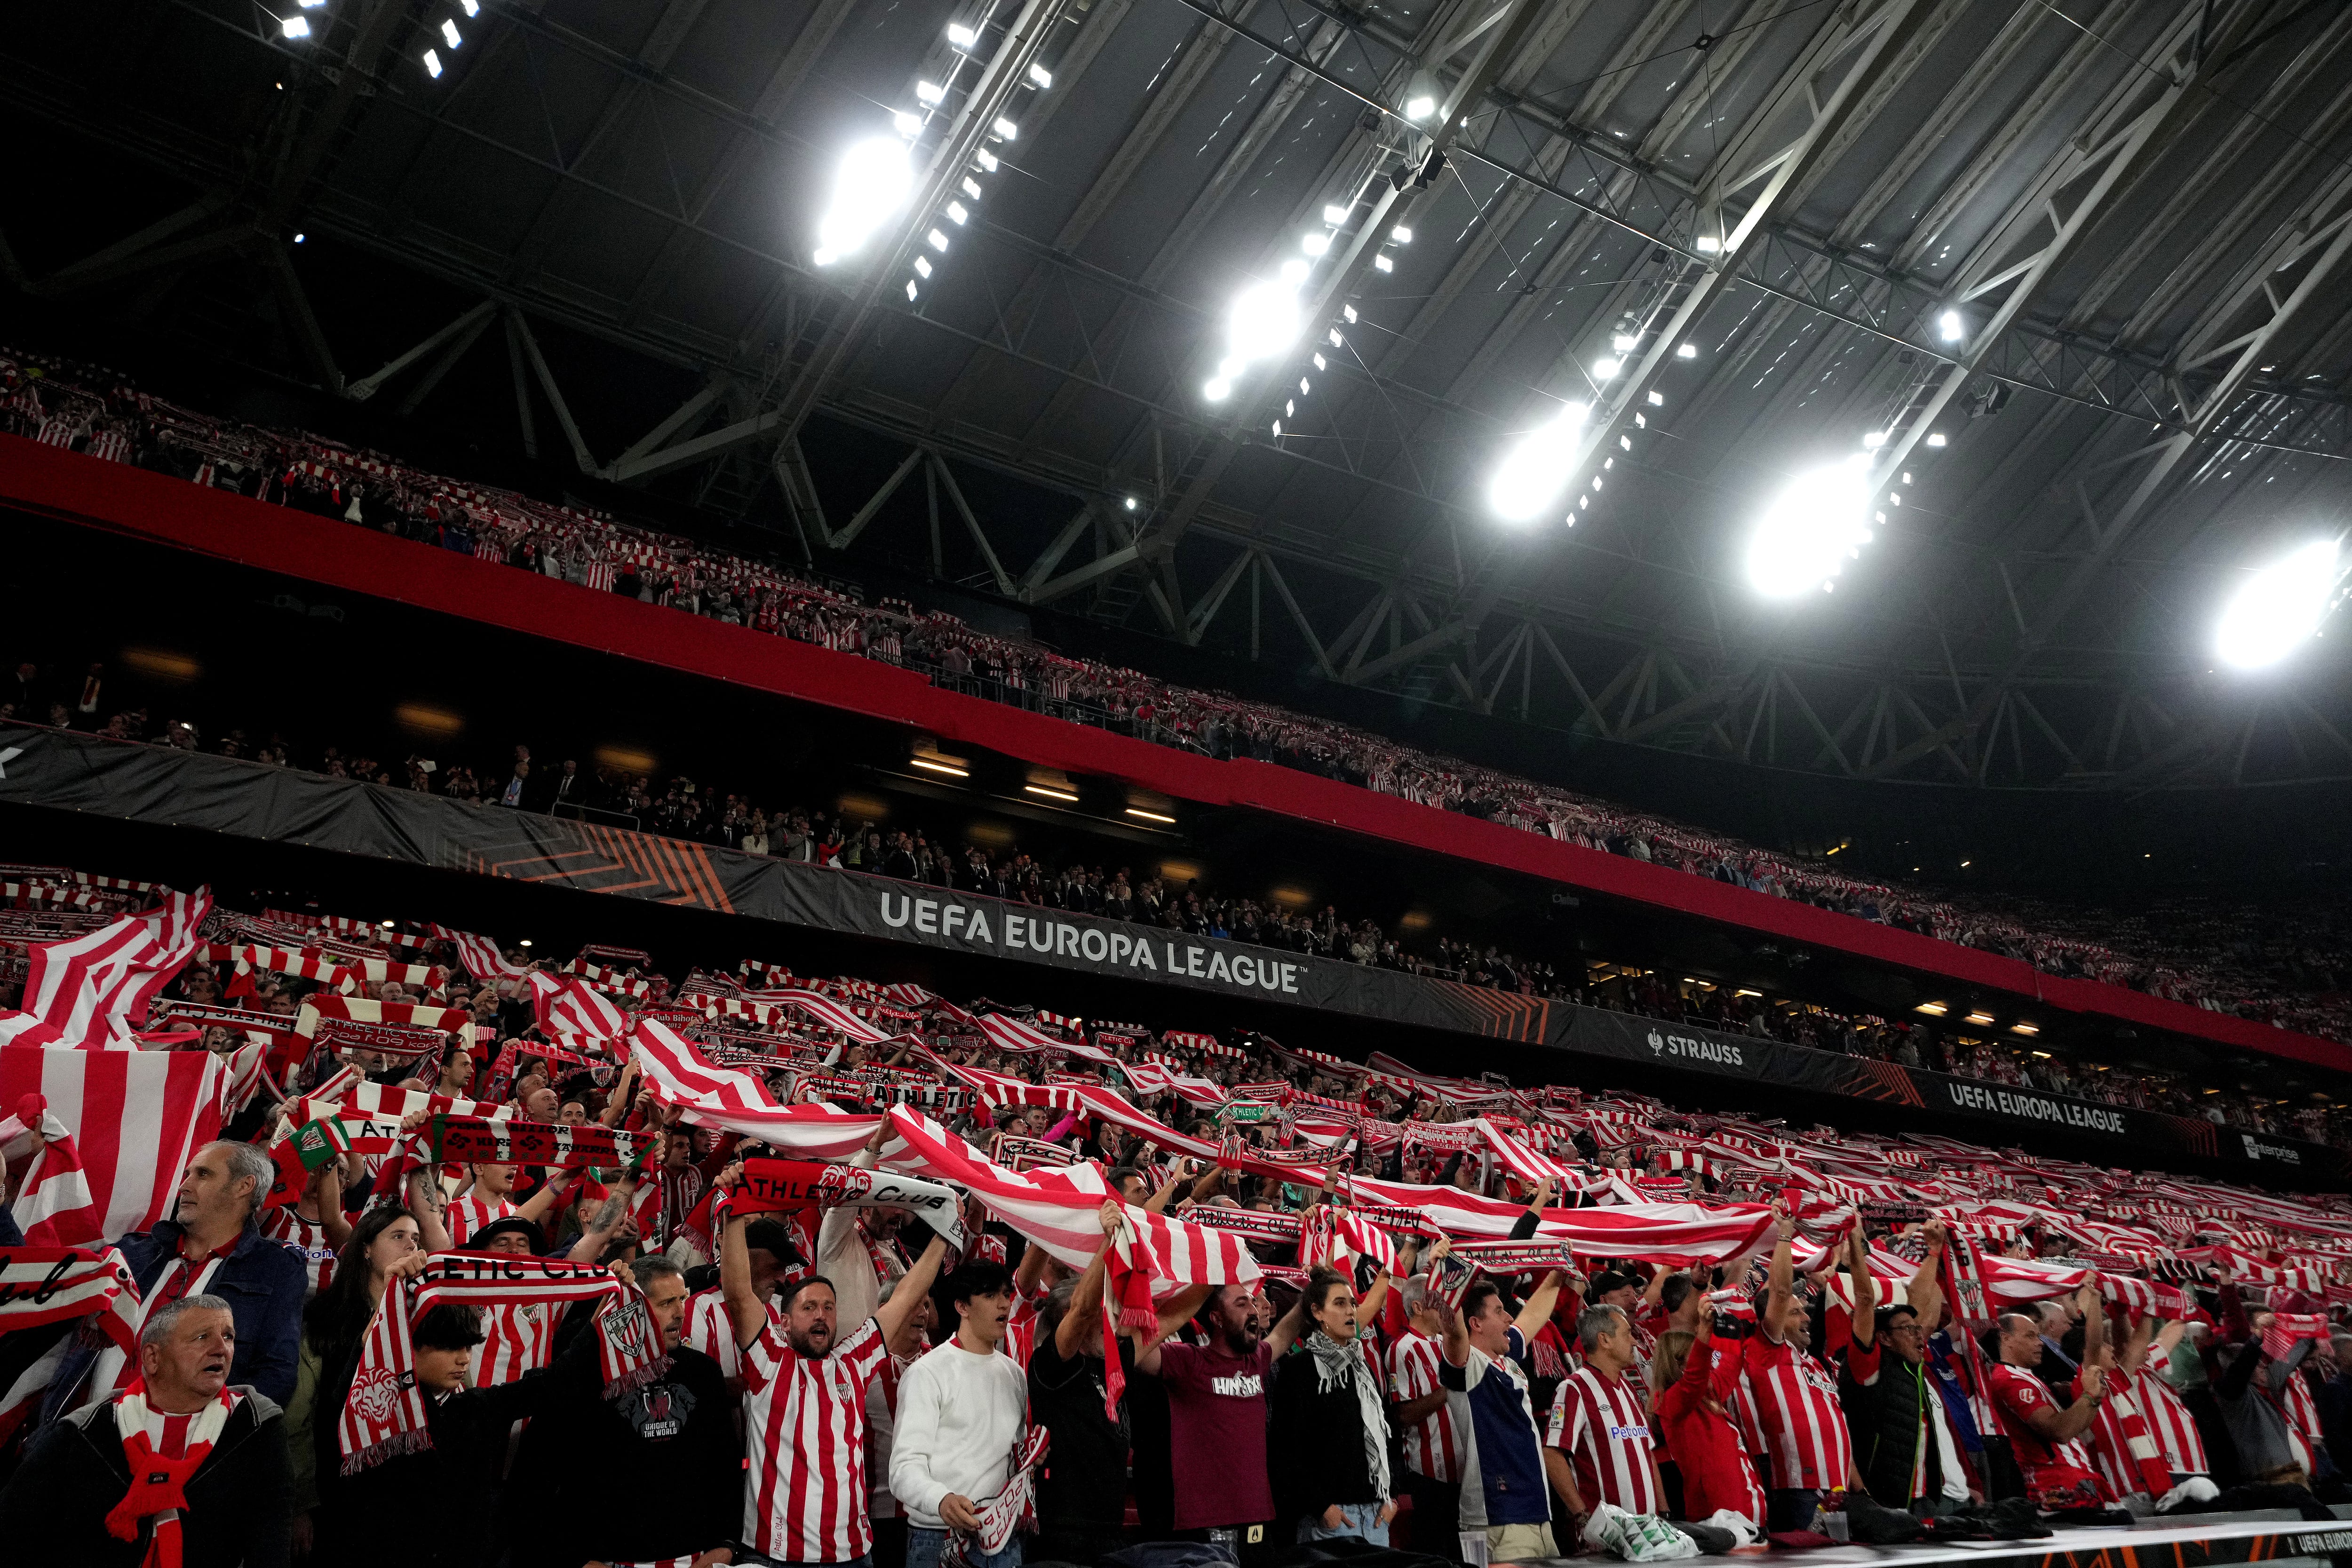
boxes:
[2129,1320,2208,1481]
[1545,1304,1664,1532]
[1744,1211,1857,1531]
[720,1161,947,1568]
[1390,1280,1465,1560]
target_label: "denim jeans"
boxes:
[907,1525,1022,1568]
[1298,1502,1390,1546]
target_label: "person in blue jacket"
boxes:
[41,1140,307,1419]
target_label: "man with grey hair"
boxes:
[1390,1271,1466,1560]
[0,1292,294,1565]
[42,1140,308,1420]
[1545,1304,1664,1532]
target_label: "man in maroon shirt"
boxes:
[1137,1282,1307,1564]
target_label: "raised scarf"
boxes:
[1307,1329,1391,1503]
[107,1379,238,1568]
[337,1254,661,1472]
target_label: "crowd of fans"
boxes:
[4,668,2338,1148]
[3,867,2352,1568]
[6,346,2350,1048]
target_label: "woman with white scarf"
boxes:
[1271,1266,1399,1544]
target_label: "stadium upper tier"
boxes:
[2,347,2347,1070]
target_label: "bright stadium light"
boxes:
[1200,278,1301,400]
[1746,457,1873,598]
[1302,232,1330,256]
[1487,402,1590,523]
[1938,310,1964,342]
[1405,95,1436,120]
[1323,204,1350,224]
[811,136,914,267]
[440,17,461,46]
[2215,540,2344,669]
[282,14,311,37]
[947,22,978,46]
[1027,63,1053,88]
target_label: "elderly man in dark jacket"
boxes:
[42,1140,307,1419]
[0,1293,293,1568]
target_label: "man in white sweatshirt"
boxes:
[891,1259,1031,1568]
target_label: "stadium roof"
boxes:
[6,0,2352,789]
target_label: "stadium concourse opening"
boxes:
[6,0,2352,1564]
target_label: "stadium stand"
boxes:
[3,348,2348,1060]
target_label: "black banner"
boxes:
[2,725,2339,1178]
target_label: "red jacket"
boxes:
[1656,1333,1768,1524]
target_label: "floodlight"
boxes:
[282,14,310,37]
[440,18,460,46]
[1746,457,1873,598]
[1227,280,1300,359]
[1299,378,1310,395]
[1280,258,1309,284]
[813,137,915,266]
[906,280,919,301]
[423,47,442,76]
[1327,328,1343,347]
[961,178,982,201]
[1676,342,1697,358]
[913,255,932,277]
[1312,353,1326,370]
[1125,497,1139,510]
[1028,63,1053,88]
[946,201,968,224]
[1694,235,1721,253]
[1392,225,1412,243]
[916,80,945,104]
[975,148,999,171]
[993,117,1018,140]
[1406,95,1436,120]
[1612,334,1637,351]
[927,228,950,251]
[1925,432,1946,446]
[895,111,922,137]
[458,0,478,12]
[1324,204,1350,224]
[1593,357,1619,379]
[1938,310,1963,342]
[1861,431,1885,447]
[1203,378,1232,401]
[2216,540,2343,669]
[948,22,978,46]
[1487,402,1589,523]
[1647,390,1663,406]
[1302,232,1330,256]
[1342,304,1357,323]
[1373,254,1393,272]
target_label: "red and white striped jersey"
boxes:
[2081,1370,2172,1499]
[2130,1364,2207,1476]
[261,1207,338,1297]
[685,1288,781,1381]
[743,1315,891,1564]
[1743,1331,1852,1490]
[447,1194,515,1247]
[1390,1329,1464,1482]
[474,1298,560,1387]
[1547,1365,1660,1515]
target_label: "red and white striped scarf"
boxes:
[336,1254,659,1472]
[107,1378,239,1568]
